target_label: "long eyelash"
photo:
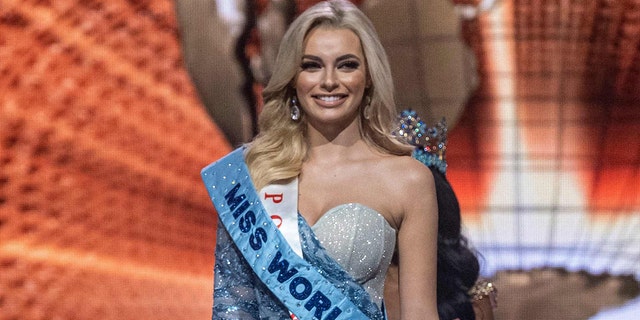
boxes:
[300,61,320,69]
[340,61,360,69]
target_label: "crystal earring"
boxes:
[363,96,372,120]
[290,97,301,121]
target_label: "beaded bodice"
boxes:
[310,203,397,308]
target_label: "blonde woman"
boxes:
[202,1,438,319]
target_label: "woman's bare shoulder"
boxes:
[373,154,436,221]
[379,154,434,190]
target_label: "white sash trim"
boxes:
[259,178,302,257]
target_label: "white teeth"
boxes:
[317,96,342,102]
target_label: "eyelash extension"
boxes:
[299,60,360,70]
[300,61,321,69]
[339,61,360,69]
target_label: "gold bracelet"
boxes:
[469,279,497,302]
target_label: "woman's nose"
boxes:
[320,69,338,91]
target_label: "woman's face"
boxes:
[295,27,368,130]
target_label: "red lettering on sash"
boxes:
[271,215,283,228]
[264,192,284,203]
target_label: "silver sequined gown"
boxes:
[212,203,396,319]
[311,203,397,308]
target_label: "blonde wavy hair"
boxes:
[245,0,412,190]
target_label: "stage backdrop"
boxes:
[0,1,230,319]
[1,1,639,320]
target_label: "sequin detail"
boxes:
[214,218,290,319]
[212,206,389,320]
[310,203,396,309]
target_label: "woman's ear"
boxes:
[287,84,297,97]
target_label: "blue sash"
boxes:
[201,148,370,320]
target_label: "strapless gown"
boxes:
[310,203,397,308]
[212,202,395,319]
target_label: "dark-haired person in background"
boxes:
[385,111,497,320]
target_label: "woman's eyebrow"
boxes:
[335,54,361,62]
[301,54,322,61]
[301,54,362,62]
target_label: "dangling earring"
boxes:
[363,95,372,120]
[290,96,301,121]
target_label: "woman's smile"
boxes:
[313,94,348,106]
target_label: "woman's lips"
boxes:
[313,94,347,107]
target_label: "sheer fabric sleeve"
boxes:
[212,218,260,319]
[212,218,290,319]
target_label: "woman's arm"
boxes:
[470,280,497,320]
[212,219,260,319]
[472,297,495,320]
[396,161,439,319]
